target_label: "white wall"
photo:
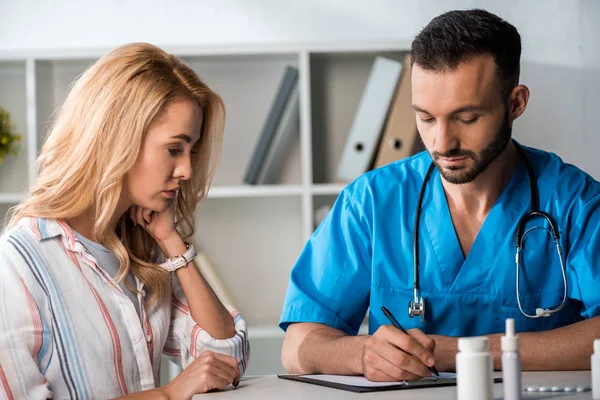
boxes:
[1,0,598,177]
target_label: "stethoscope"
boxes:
[409,140,568,321]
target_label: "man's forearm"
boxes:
[492,316,599,370]
[433,317,600,371]
[283,323,367,375]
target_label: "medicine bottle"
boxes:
[456,336,494,400]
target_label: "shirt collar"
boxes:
[20,216,79,251]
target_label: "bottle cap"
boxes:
[458,336,489,353]
[594,339,600,353]
[501,318,520,352]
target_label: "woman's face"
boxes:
[122,98,202,212]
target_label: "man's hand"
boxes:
[362,325,437,381]
[428,334,458,371]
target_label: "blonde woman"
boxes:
[0,43,250,399]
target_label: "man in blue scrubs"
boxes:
[279,9,600,381]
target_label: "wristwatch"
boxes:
[158,242,197,272]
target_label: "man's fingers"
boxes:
[363,348,422,382]
[383,326,435,368]
[407,328,436,353]
[373,341,432,379]
[364,365,408,382]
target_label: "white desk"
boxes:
[194,371,594,399]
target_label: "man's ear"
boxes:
[508,84,530,120]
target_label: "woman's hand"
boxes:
[129,204,178,243]
[163,351,240,399]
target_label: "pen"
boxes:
[381,306,439,377]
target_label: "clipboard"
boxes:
[277,373,503,393]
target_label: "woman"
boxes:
[0,43,250,399]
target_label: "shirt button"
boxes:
[145,335,152,342]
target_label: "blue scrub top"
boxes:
[279,145,600,337]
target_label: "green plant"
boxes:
[0,107,22,164]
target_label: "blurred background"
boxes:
[0,0,598,382]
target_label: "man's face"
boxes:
[411,55,511,184]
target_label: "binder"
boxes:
[195,252,237,309]
[256,84,299,184]
[336,57,402,182]
[244,66,299,185]
[373,54,419,169]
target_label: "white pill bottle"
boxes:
[593,339,600,399]
[456,336,494,400]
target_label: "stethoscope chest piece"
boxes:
[408,290,425,321]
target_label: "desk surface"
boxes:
[193,371,594,399]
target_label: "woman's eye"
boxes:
[420,117,434,123]
[168,148,183,156]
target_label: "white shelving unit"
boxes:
[0,41,410,376]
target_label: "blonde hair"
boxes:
[6,43,224,304]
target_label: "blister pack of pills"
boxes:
[524,385,591,393]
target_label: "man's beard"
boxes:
[430,112,512,185]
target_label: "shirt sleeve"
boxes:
[566,192,600,319]
[279,187,372,335]
[0,238,53,400]
[162,275,250,377]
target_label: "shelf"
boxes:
[0,44,406,376]
[208,185,303,198]
[186,55,302,186]
[0,40,412,61]
[208,184,347,198]
[310,50,406,184]
[310,183,346,196]
[0,187,306,202]
[0,192,26,204]
[248,325,285,339]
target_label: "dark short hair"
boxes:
[411,9,521,99]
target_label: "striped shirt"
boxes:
[0,217,250,399]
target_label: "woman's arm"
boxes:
[157,234,235,339]
[116,351,239,400]
[131,204,235,339]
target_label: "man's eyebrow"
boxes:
[412,105,431,114]
[448,105,485,114]
[411,105,485,115]
[171,134,192,143]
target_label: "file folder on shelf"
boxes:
[374,54,419,169]
[256,85,299,184]
[336,57,402,182]
[244,66,299,185]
